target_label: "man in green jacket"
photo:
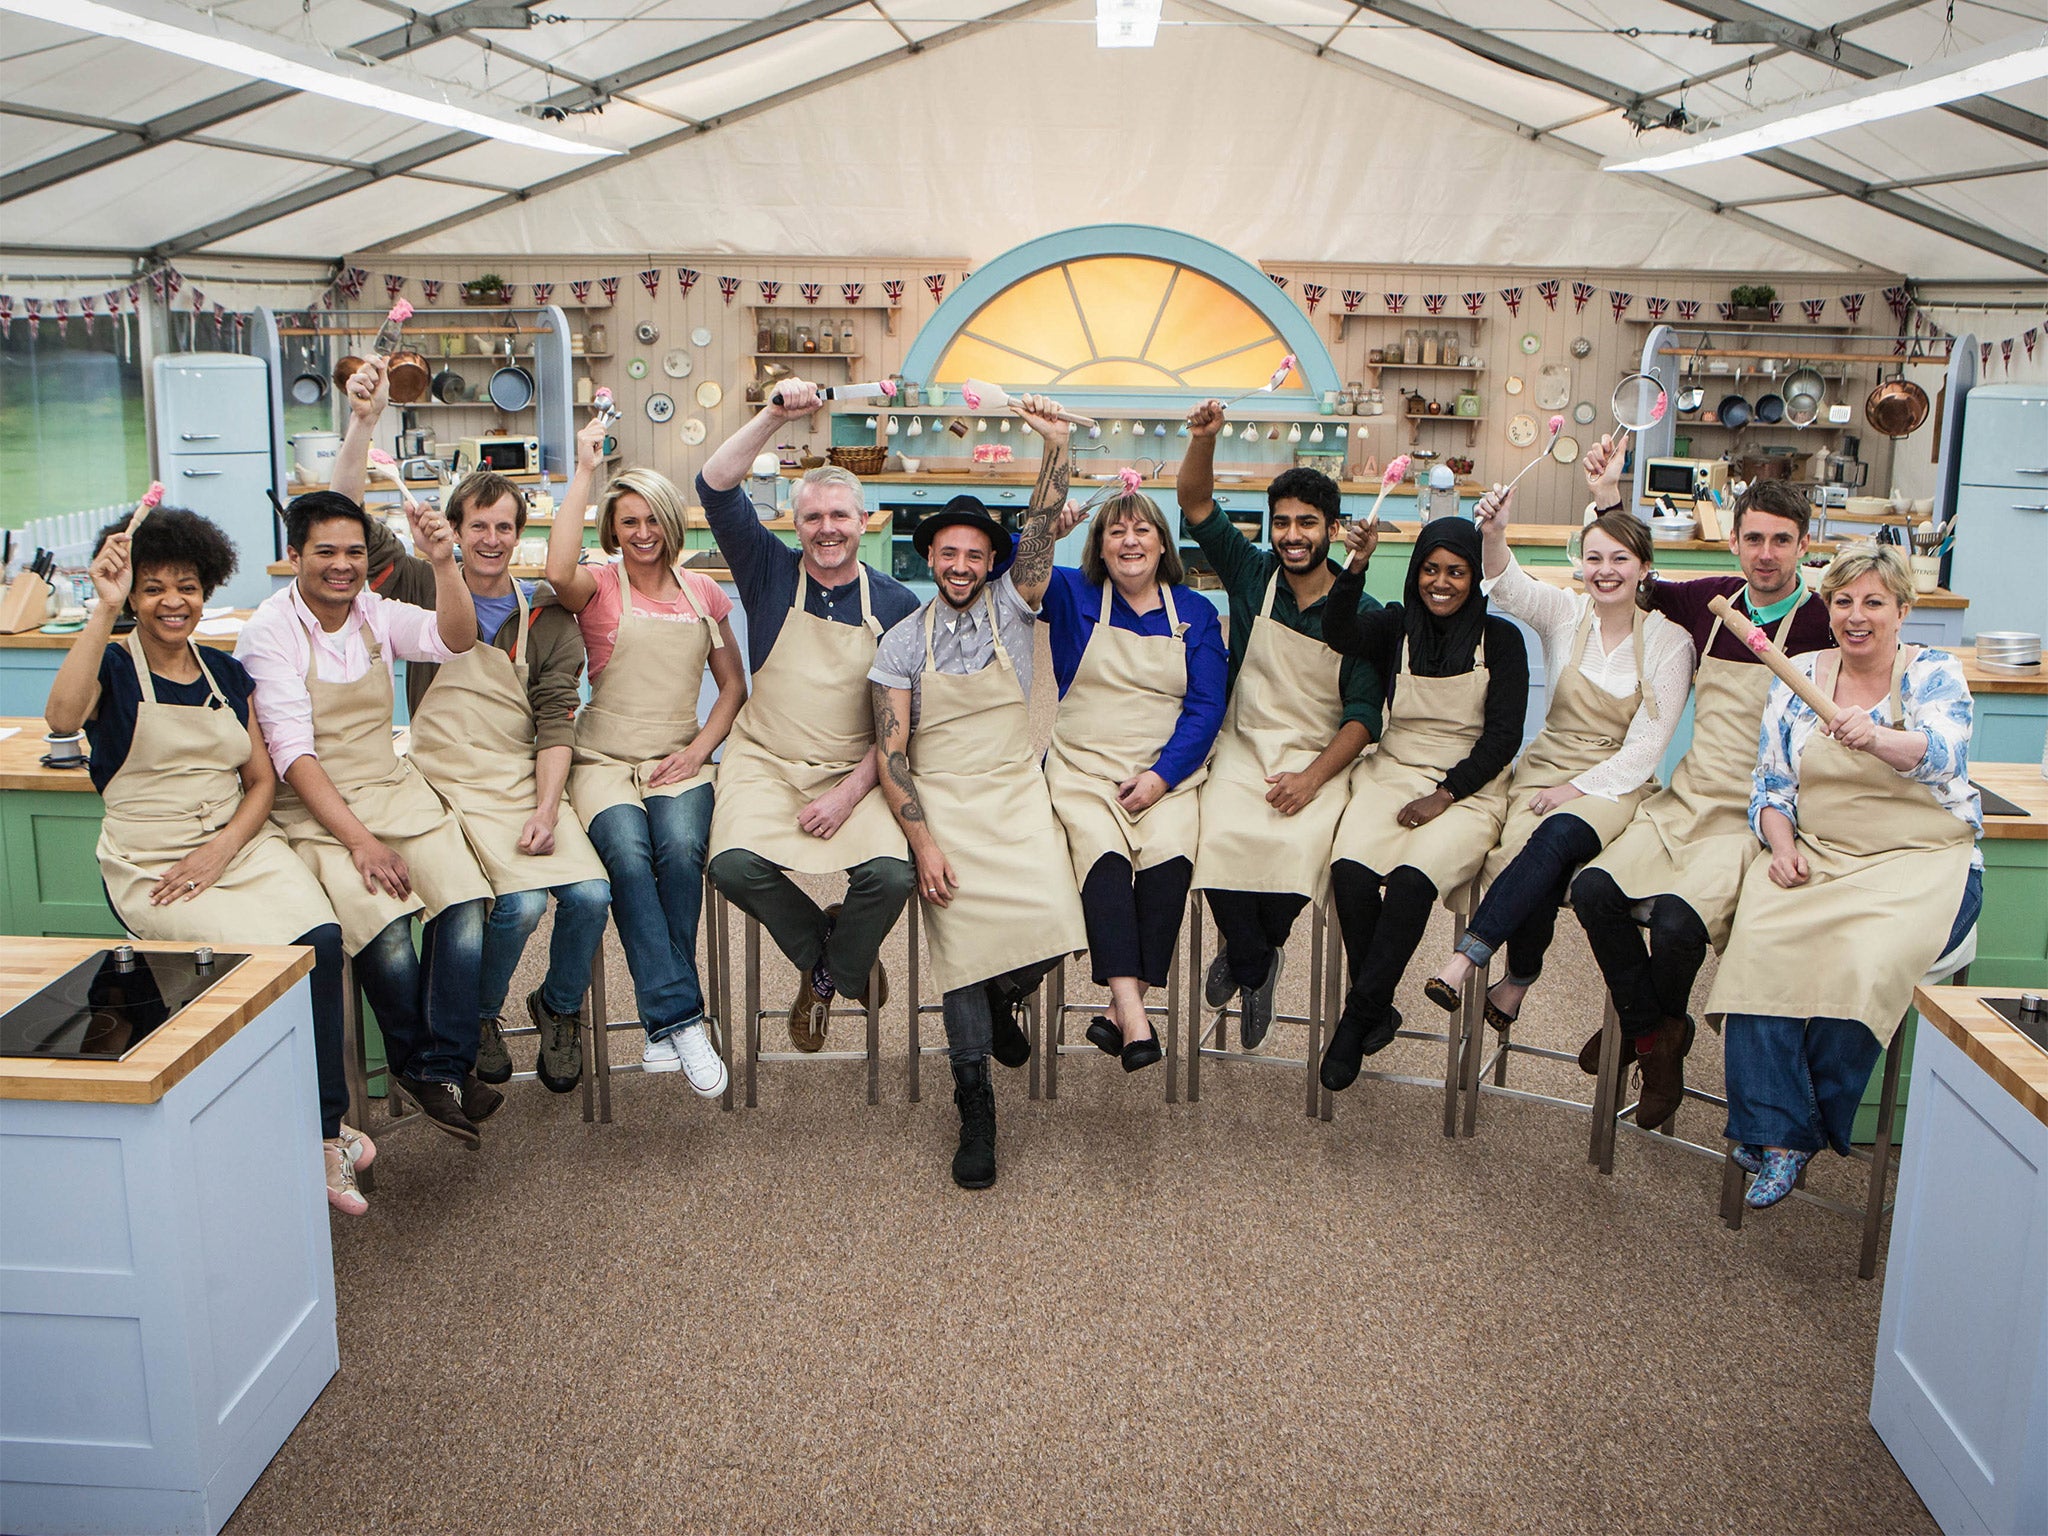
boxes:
[338,359,613,1094]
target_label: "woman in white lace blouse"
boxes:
[1422,487,1695,1029]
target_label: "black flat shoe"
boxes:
[1121,1032,1163,1073]
[1422,976,1461,1014]
[1361,1005,1402,1057]
[1085,1015,1124,1057]
[1483,983,1523,1034]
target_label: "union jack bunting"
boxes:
[0,296,13,324]
[1498,287,1522,316]
[1882,286,1910,322]
[598,277,618,303]
[1572,282,1595,313]
[384,274,406,301]
[1676,299,1700,321]
[1717,301,1735,321]
[1607,290,1631,320]
[1536,279,1561,310]
[1383,293,1408,314]
[1461,291,1485,316]
[717,276,741,304]
[676,268,699,296]
[1801,298,1827,323]
[2025,328,2039,360]
[800,283,823,304]
[1644,297,1668,320]
[530,282,553,305]
[571,280,592,304]
[2002,338,2015,367]
[924,273,946,301]
[24,298,41,325]
[1422,293,1447,315]
[1301,283,1327,313]
[758,281,782,304]
[1267,273,1287,289]
[884,280,905,305]
[421,279,442,305]
[1767,301,1784,322]
[1342,290,1365,312]
[841,283,864,304]
[1838,293,1864,323]
[638,270,662,298]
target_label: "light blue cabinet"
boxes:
[1948,384,2048,643]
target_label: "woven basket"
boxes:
[827,445,887,475]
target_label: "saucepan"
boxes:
[386,349,431,405]
[488,362,534,411]
[1755,393,1786,425]
[1716,394,1753,430]
[288,336,328,405]
[1864,367,1930,437]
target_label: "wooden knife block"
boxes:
[0,572,52,634]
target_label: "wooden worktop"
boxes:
[0,611,253,650]
[1955,646,2048,694]
[0,939,315,1104]
[0,717,94,791]
[1910,986,2048,1127]
[1974,762,2048,840]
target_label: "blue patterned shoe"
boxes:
[1730,1143,1765,1176]
[1744,1148,1812,1209]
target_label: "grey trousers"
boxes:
[707,850,914,994]
[942,957,1061,1064]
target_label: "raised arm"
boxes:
[45,532,128,735]
[407,500,475,655]
[701,376,819,492]
[1176,400,1225,526]
[1007,393,1073,608]
[872,681,955,906]
[332,356,388,506]
[546,415,606,612]
[1582,432,1627,515]
[1472,482,1514,581]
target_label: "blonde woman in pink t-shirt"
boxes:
[547,417,747,1095]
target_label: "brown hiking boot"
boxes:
[787,982,829,1053]
[1634,1015,1696,1130]
[1577,1026,1607,1076]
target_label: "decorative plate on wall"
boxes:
[1551,434,1580,464]
[636,321,661,344]
[1520,333,1542,355]
[1573,400,1597,424]
[1503,375,1525,396]
[679,418,707,445]
[1571,337,1593,359]
[1506,413,1539,447]
[690,326,713,347]
[646,392,674,423]
[663,349,693,379]
[695,381,723,408]
[1536,364,1572,410]
[627,358,647,379]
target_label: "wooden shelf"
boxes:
[1375,362,1485,372]
[1333,312,1488,343]
[747,352,863,362]
[1405,413,1485,447]
[1628,317,1868,330]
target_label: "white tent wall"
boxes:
[378,2,1870,275]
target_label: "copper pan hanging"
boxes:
[1864,359,1929,438]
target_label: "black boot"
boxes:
[951,1058,997,1189]
[986,981,1033,1068]
[1319,989,1398,1092]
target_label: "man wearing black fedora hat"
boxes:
[870,397,1087,1188]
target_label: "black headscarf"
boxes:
[1402,516,1489,676]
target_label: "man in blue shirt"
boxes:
[698,379,921,1048]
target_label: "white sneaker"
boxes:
[641,1031,682,1073]
[672,1023,729,1099]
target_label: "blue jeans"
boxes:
[479,879,613,1022]
[298,922,348,1139]
[587,786,712,1040]
[1723,867,1981,1155]
[1455,812,1603,980]
[354,899,488,1085]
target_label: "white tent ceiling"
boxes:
[2,0,2044,278]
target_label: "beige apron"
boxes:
[1043,581,1206,888]
[408,582,608,894]
[1191,572,1351,900]
[909,594,1087,994]
[1591,599,1812,949]
[96,633,337,945]
[569,568,718,828]
[1707,647,1974,1047]
[270,628,491,953]
[707,566,905,873]
[1334,630,1510,893]
[1485,604,1660,881]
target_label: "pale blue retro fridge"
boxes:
[152,352,279,609]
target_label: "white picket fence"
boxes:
[18,505,128,571]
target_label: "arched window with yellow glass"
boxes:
[901,225,1338,406]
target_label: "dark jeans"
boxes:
[1205,888,1311,989]
[1330,860,1438,1019]
[1456,813,1604,981]
[1723,866,1983,1156]
[709,849,914,995]
[1568,867,1711,1039]
[478,878,612,1021]
[298,922,348,1140]
[942,958,1061,1064]
[1081,854,1191,988]
[588,787,712,1040]
[354,899,488,1086]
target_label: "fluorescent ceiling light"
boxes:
[0,0,620,156]
[1098,0,1160,48]
[1605,29,2048,172]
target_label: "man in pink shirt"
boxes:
[237,491,498,1147]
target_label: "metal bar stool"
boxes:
[573,872,735,1121]
[902,899,1047,1104]
[1717,928,1976,1280]
[338,954,421,1191]
[721,886,885,1109]
[1186,893,1333,1121]
[1039,939,1180,1104]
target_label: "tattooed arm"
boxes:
[871,680,958,905]
[1007,392,1072,609]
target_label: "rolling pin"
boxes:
[1707,594,1840,726]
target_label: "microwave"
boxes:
[454,436,540,476]
[1642,456,1726,505]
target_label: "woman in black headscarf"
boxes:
[1317,515,1528,1090]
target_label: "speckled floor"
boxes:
[228,632,1931,1534]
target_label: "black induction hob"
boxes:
[1987,996,2048,1057]
[0,947,249,1062]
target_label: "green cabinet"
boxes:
[0,789,124,938]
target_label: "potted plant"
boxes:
[461,273,511,306]
[1731,284,1775,322]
